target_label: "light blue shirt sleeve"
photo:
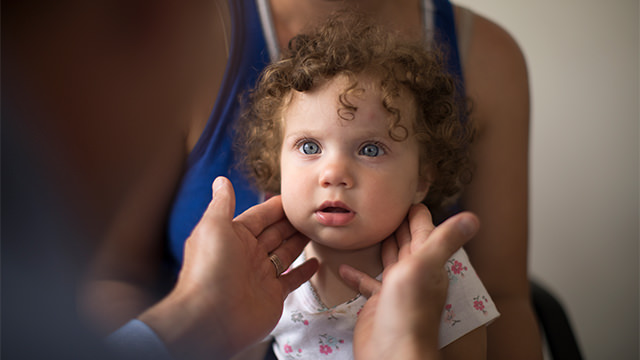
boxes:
[105,319,174,360]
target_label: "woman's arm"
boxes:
[80,148,185,334]
[459,10,543,359]
[79,0,234,335]
[441,327,486,359]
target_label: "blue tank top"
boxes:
[166,0,464,268]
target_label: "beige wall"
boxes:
[452,0,640,358]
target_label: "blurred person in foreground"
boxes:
[2,1,479,359]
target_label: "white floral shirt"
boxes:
[269,247,499,359]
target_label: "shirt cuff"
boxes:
[105,319,173,360]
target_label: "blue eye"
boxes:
[360,143,384,157]
[299,141,320,155]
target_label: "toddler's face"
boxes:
[279,75,428,250]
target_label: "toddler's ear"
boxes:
[412,180,430,204]
[413,165,432,204]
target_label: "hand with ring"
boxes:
[138,177,319,360]
[269,253,286,277]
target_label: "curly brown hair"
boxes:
[237,12,474,215]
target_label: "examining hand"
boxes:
[139,177,318,360]
[340,204,480,360]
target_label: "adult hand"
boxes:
[138,177,318,360]
[340,204,480,360]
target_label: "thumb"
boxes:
[416,212,479,268]
[206,176,236,221]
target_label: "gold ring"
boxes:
[269,253,286,277]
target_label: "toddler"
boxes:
[237,12,498,360]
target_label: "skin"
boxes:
[139,178,319,360]
[76,0,234,334]
[459,12,539,359]
[280,76,428,309]
[140,178,482,360]
[78,0,541,358]
[342,206,482,360]
[234,75,487,360]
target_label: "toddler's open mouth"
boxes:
[321,207,350,213]
[315,201,355,226]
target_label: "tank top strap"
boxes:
[421,0,465,86]
[256,0,281,61]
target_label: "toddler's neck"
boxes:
[304,241,383,309]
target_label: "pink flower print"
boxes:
[473,295,489,314]
[318,333,342,354]
[447,259,467,282]
[444,303,461,326]
[451,260,466,275]
[319,345,333,355]
[283,342,303,358]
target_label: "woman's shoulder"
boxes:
[454,5,529,131]
[454,5,527,74]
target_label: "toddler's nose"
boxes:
[319,157,354,189]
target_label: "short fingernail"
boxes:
[212,176,226,194]
[458,216,479,237]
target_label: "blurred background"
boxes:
[454,0,639,358]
